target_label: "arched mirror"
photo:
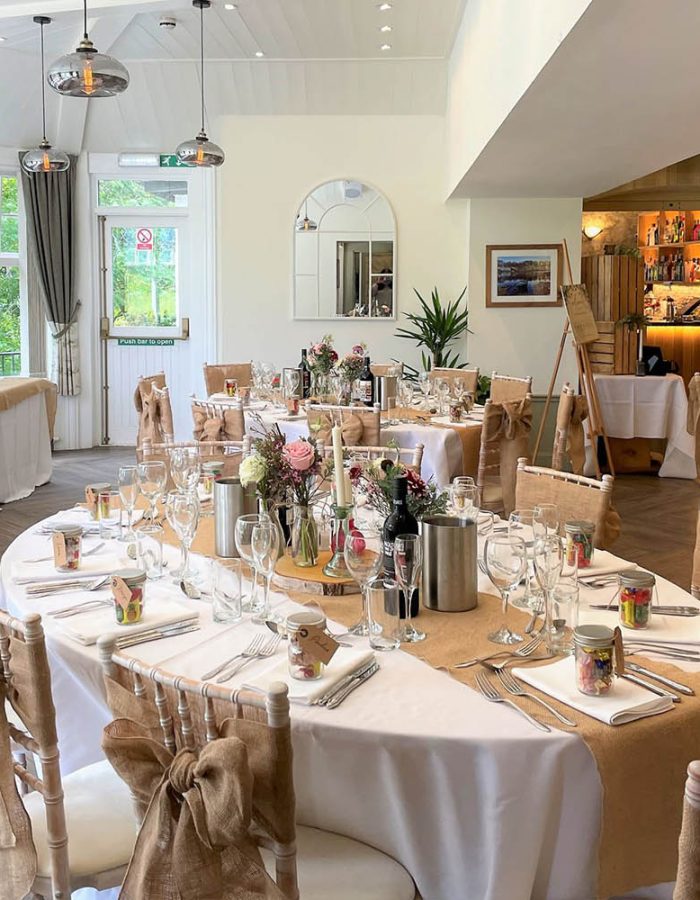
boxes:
[294,179,396,320]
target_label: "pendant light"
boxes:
[47,0,129,98]
[176,0,224,167]
[22,17,70,174]
[296,202,318,232]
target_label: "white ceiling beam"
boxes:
[0,0,176,21]
[54,11,135,154]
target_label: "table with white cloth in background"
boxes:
[592,373,696,479]
[2,511,689,900]
[0,377,56,503]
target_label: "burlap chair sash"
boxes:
[308,412,364,447]
[103,717,284,900]
[481,399,532,515]
[141,391,165,446]
[0,691,36,900]
[688,374,700,479]
[692,512,700,600]
[567,396,588,475]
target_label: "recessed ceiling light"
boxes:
[380,24,392,32]
[224,3,237,9]
[380,43,391,51]
[0,37,6,42]
[378,3,392,10]
[255,50,264,57]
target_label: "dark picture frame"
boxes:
[485,243,563,308]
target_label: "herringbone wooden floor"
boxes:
[0,449,697,589]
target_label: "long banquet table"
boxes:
[1,509,691,900]
[0,377,57,503]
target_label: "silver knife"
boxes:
[625,661,695,696]
[620,672,680,702]
[325,663,380,709]
[117,622,200,649]
[590,604,700,617]
[314,658,377,706]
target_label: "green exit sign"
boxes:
[117,338,175,347]
[159,154,187,168]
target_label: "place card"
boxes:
[298,624,340,665]
[52,531,67,568]
[111,576,132,610]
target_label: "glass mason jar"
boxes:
[53,525,82,571]
[618,570,655,630]
[85,482,111,520]
[111,568,147,624]
[287,610,326,680]
[565,520,595,569]
[574,624,615,696]
[290,503,319,568]
[311,372,332,403]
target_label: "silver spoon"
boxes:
[179,580,212,601]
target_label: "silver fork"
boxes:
[23,541,106,565]
[49,599,113,618]
[474,671,550,732]
[453,635,543,669]
[215,635,281,683]
[24,574,111,597]
[496,669,577,727]
[201,635,265,681]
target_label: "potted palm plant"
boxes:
[395,286,471,372]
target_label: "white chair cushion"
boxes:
[262,824,415,900]
[25,759,136,878]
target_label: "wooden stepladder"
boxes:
[533,239,615,478]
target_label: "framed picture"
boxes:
[485,244,563,308]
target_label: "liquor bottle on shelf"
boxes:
[654,223,659,245]
[694,220,700,241]
[299,348,311,399]
[646,226,652,247]
[381,474,419,619]
[357,356,375,406]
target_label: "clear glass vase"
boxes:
[311,372,332,403]
[258,499,286,560]
[291,503,319,568]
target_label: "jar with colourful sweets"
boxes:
[201,461,224,497]
[574,624,616,696]
[287,610,327,681]
[618,570,655,630]
[224,377,238,398]
[52,525,83,572]
[85,482,111,520]
[565,520,595,569]
[111,569,147,625]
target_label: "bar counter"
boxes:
[646,321,700,384]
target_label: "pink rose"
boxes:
[283,439,316,472]
[352,344,364,356]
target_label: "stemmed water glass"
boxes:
[393,534,425,643]
[136,460,167,531]
[418,372,431,410]
[284,368,301,400]
[251,519,280,624]
[507,508,537,609]
[234,513,270,611]
[397,379,414,421]
[117,466,139,542]
[169,447,200,494]
[435,378,450,416]
[449,476,477,520]
[533,535,565,646]
[344,528,383,636]
[453,377,466,402]
[484,534,527,644]
[533,504,560,541]
[165,491,200,580]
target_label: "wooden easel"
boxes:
[533,239,615,478]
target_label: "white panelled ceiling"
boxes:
[0,0,464,151]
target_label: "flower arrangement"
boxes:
[349,457,448,520]
[283,438,325,506]
[239,425,289,509]
[337,343,366,383]
[306,335,338,376]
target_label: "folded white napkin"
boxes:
[244,649,374,705]
[12,552,127,584]
[512,657,674,725]
[577,550,638,579]
[55,595,199,646]
[37,508,143,535]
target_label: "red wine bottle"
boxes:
[382,474,419,618]
[299,348,311,399]
[357,356,375,406]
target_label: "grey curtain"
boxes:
[18,154,80,395]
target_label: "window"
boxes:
[110,225,178,328]
[0,176,21,375]
[98,179,188,209]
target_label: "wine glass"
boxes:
[418,372,431,409]
[453,377,466,401]
[533,535,565,643]
[484,535,527,644]
[235,513,270,611]
[393,534,425,643]
[449,478,477,520]
[435,378,450,416]
[117,466,139,543]
[507,508,538,610]
[136,460,167,530]
[344,528,383,636]
[165,491,200,580]
[251,520,280,625]
[284,368,301,399]
[169,447,201,494]
[533,504,560,541]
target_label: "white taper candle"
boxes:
[331,425,346,506]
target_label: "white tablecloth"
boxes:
[593,374,696,479]
[0,392,52,503]
[2,518,688,900]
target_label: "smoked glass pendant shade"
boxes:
[176,131,225,168]
[47,39,129,97]
[22,140,70,173]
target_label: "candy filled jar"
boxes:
[618,570,655,630]
[565,520,595,569]
[574,624,615,696]
[111,568,147,625]
[287,610,326,681]
[53,525,83,572]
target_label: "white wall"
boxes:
[217,115,469,371]
[465,197,582,393]
[446,0,591,197]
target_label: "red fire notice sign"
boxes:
[136,227,153,251]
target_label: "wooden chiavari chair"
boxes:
[675,760,700,897]
[318,442,425,475]
[191,394,246,442]
[489,372,532,403]
[687,372,700,481]
[138,437,251,484]
[515,458,620,549]
[692,510,700,600]
[476,395,533,517]
[370,362,403,378]
[305,402,382,447]
[203,362,253,397]
[428,367,479,395]
[97,638,416,900]
[0,611,135,900]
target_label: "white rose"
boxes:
[240,453,267,487]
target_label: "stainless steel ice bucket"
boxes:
[214,477,256,558]
[376,375,398,412]
[421,516,478,612]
